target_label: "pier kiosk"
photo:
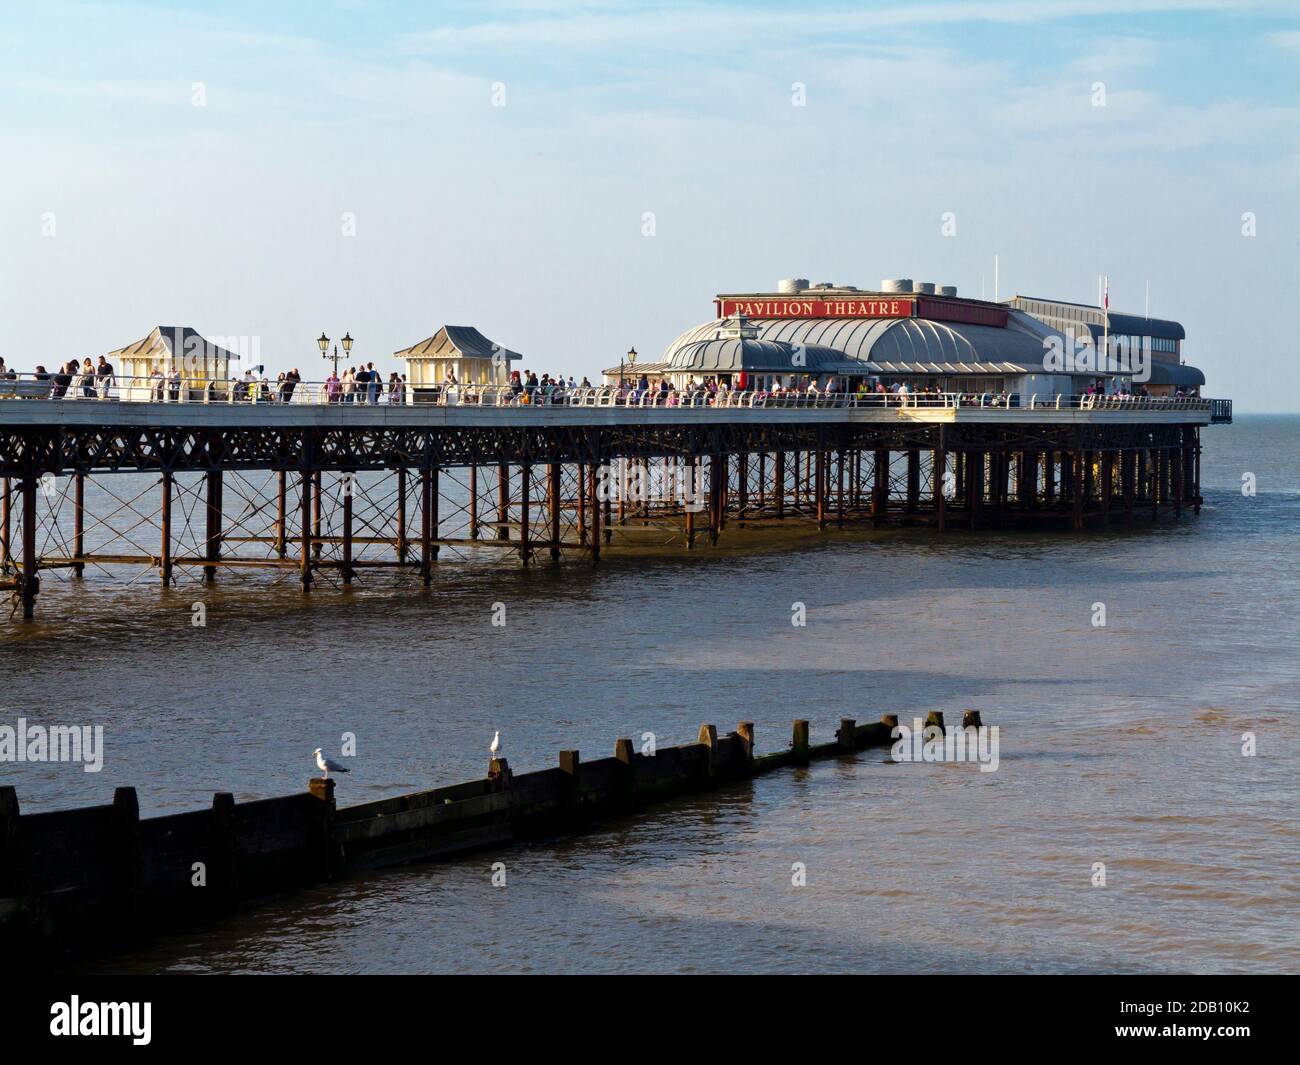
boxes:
[107,326,238,401]
[395,325,523,402]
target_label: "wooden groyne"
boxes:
[0,714,923,959]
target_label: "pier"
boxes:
[0,381,1229,620]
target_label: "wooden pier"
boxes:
[0,393,1227,620]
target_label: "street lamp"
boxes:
[319,332,353,377]
[621,345,637,386]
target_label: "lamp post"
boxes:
[319,332,354,378]
[622,346,637,387]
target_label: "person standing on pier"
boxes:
[366,362,381,404]
[96,355,115,399]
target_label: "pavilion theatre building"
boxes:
[608,278,1206,398]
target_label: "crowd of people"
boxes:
[0,354,1201,406]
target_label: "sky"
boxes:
[0,0,1296,409]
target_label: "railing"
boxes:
[1210,398,1233,423]
[0,373,1218,415]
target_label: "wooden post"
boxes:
[575,462,586,545]
[204,470,222,583]
[0,786,19,897]
[209,791,237,903]
[709,454,722,545]
[488,757,512,791]
[0,477,9,572]
[73,472,85,576]
[276,470,287,558]
[962,710,983,728]
[396,467,408,561]
[685,481,696,548]
[112,786,140,914]
[836,448,846,526]
[548,462,561,560]
[873,448,888,525]
[420,467,433,586]
[792,720,810,765]
[738,451,749,524]
[774,450,785,518]
[469,464,479,540]
[602,482,612,544]
[736,721,755,763]
[300,470,313,590]
[837,717,856,751]
[312,469,322,561]
[815,448,826,529]
[160,470,173,585]
[20,477,37,620]
[588,463,601,562]
[616,457,626,527]
[697,723,718,776]
[341,473,354,584]
[925,710,945,731]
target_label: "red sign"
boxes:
[716,297,915,319]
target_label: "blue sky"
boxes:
[1,1,1297,408]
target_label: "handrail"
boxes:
[0,373,1218,414]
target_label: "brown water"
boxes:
[3,416,1298,973]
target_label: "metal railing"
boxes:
[0,373,1217,414]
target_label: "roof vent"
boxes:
[912,281,936,294]
[777,278,808,294]
[881,278,912,293]
[939,285,957,297]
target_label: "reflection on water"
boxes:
[4,416,1298,973]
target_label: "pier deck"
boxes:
[0,390,1227,620]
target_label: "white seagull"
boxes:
[314,747,350,777]
[489,730,502,758]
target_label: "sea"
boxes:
[2,414,1297,974]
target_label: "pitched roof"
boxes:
[106,326,242,363]
[394,325,522,362]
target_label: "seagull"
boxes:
[489,730,501,758]
[314,748,350,777]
